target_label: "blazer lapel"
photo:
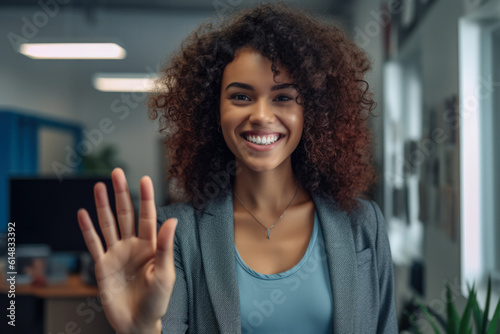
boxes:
[196,193,356,334]
[198,193,241,334]
[313,195,356,334]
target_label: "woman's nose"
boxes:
[248,100,275,124]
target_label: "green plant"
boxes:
[414,277,500,334]
[82,145,126,175]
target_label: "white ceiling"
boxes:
[0,0,350,15]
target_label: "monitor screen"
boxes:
[9,177,117,253]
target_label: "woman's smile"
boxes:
[241,132,282,146]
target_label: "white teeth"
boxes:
[245,134,280,145]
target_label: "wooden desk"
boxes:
[1,274,98,298]
[1,274,114,333]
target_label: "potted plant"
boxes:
[413,277,500,334]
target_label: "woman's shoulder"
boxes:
[313,194,385,239]
[349,198,384,226]
[314,194,383,227]
[157,201,198,231]
[348,198,389,251]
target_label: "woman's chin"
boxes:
[237,157,290,174]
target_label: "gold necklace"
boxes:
[233,184,300,239]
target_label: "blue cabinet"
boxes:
[0,110,82,232]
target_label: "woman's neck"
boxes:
[232,159,301,212]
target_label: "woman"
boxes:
[77,4,398,334]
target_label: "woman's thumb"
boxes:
[155,218,178,285]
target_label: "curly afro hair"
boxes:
[148,3,377,213]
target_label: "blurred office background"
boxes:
[0,0,499,333]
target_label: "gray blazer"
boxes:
[157,193,398,334]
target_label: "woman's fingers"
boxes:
[77,209,105,261]
[111,168,136,239]
[94,182,119,247]
[155,218,178,287]
[138,176,157,242]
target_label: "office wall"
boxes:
[0,7,210,204]
[349,0,466,329]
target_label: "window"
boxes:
[459,0,500,303]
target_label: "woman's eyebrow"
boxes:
[225,82,253,91]
[271,83,297,91]
[225,82,297,91]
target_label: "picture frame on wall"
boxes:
[418,179,429,223]
[440,94,459,145]
[439,185,456,241]
[392,186,407,221]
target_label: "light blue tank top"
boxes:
[235,211,333,334]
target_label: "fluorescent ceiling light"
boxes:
[92,73,158,92]
[19,43,126,59]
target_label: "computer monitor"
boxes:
[9,177,116,253]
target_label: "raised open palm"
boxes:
[77,168,177,334]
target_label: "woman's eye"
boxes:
[274,95,293,102]
[231,94,250,101]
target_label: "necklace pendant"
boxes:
[233,184,299,241]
